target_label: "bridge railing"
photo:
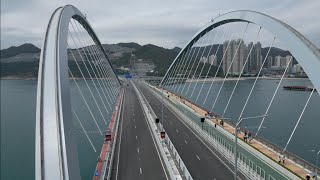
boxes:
[134,81,193,180]
[163,85,320,176]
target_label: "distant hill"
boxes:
[0,42,179,78]
[171,47,182,53]
[262,47,297,64]
[133,44,178,76]
[0,42,299,78]
[117,42,142,49]
[0,43,40,59]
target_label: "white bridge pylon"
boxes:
[35,5,121,180]
[161,10,320,93]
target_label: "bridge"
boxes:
[35,5,320,180]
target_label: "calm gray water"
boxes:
[167,78,320,167]
[1,79,319,180]
[1,80,113,180]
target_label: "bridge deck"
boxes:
[110,82,167,180]
[163,88,315,179]
[137,82,236,179]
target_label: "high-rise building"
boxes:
[223,40,232,74]
[246,42,262,73]
[274,55,282,68]
[222,39,245,75]
[200,56,208,64]
[236,39,245,74]
[247,42,254,72]
[266,56,273,69]
[284,55,293,68]
[293,64,303,73]
[208,54,217,66]
[255,42,262,70]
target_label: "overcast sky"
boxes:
[1,0,320,49]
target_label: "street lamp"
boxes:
[310,149,320,180]
[233,114,268,180]
[317,150,320,180]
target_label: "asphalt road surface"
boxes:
[136,82,237,180]
[111,81,167,180]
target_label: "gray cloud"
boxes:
[1,0,319,49]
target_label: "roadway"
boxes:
[136,81,238,180]
[110,81,167,180]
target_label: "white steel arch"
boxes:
[35,5,121,180]
[161,10,320,94]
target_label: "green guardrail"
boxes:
[149,85,297,180]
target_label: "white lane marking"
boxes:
[185,140,188,144]
[134,83,169,179]
[170,121,172,125]
[136,135,137,140]
[196,155,200,160]
[137,148,140,154]
[176,129,179,133]
[147,87,242,180]
[115,89,126,180]
[135,125,136,129]
[139,168,142,174]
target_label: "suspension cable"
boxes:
[75,21,116,106]
[72,108,97,152]
[176,42,198,93]
[222,26,262,117]
[176,45,197,93]
[255,56,292,135]
[210,23,249,111]
[68,68,103,135]
[185,31,214,96]
[181,33,208,95]
[70,21,110,114]
[67,36,107,124]
[202,28,235,105]
[283,88,314,151]
[195,26,227,103]
[237,37,276,123]
[190,28,218,98]
[173,45,193,92]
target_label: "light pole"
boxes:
[233,114,268,180]
[310,149,320,180]
[317,150,320,180]
[160,86,165,132]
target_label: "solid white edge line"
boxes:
[146,84,242,180]
[131,81,169,180]
[115,89,126,180]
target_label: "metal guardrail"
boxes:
[162,86,320,176]
[204,110,320,176]
[100,89,124,180]
[145,83,300,180]
[134,81,192,180]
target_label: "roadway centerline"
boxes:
[196,155,201,160]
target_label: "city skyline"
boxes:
[198,39,299,75]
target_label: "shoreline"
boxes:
[186,77,309,82]
[0,76,309,81]
[1,77,37,80]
